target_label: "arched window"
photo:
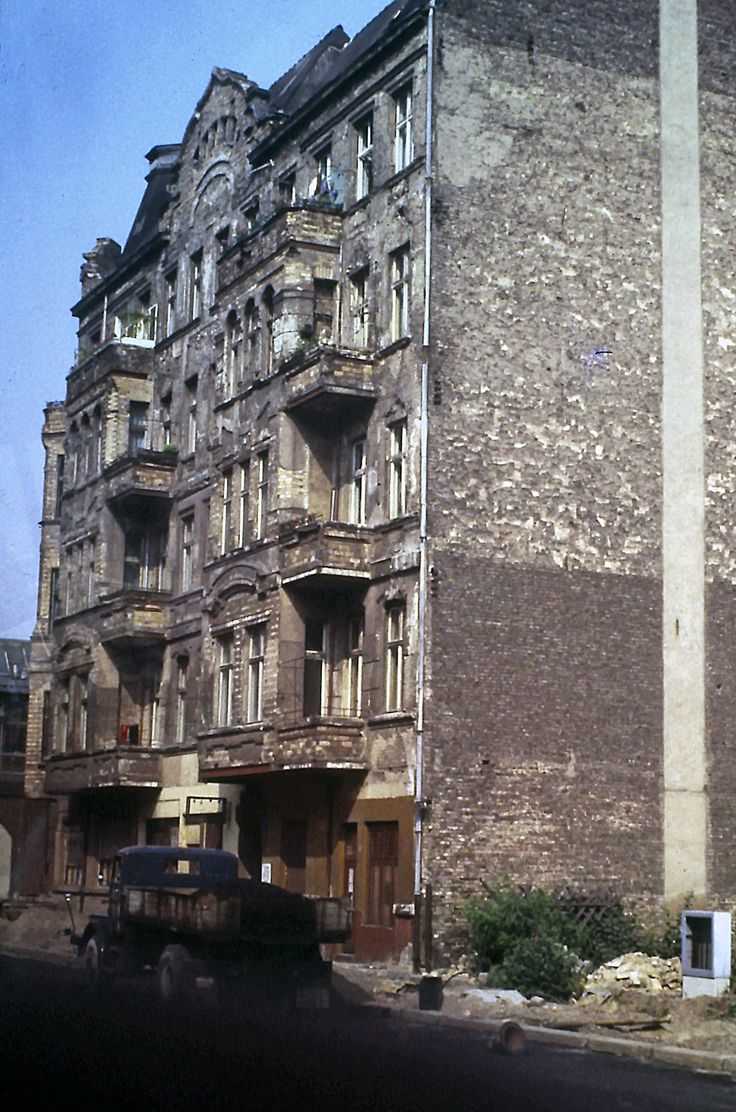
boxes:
[225,309,242,396]
[262,287,274,375]
[244,298,258,378]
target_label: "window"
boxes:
[128,401,150,454]
[181,514,194,592]
[255,450,268,539]
[345,616,364,716]
[388,419,407,518]
[244,201,259,233]
[244,300,258,378]
[216,634,234,726]
[312,144,332,198]
[246,624,266,723]
[304,620,327,717]
[225,312,242,395]
[189,251,202,320]
[220,468,233,555]
[58,678,70,754]
[262,288,274,375]
[147,668,162,746]
[123,525,167,591]
[159,393,172,449]
[385,603,405,711]
[165,268,177,335]
[237,460,250,548]
[367,821,398,927]
[349,438,367,525]
[313,279,335,344]
[86,539,96,608]
[390,246,410,341]
[393,86,414,173]
[185,376,198,454]
[176,657,189,744]
[146,302,158,343]
[279,173,296,206]
[350,268,369,348]
[54,455,65,517]
[356,114,374,199]
[48,567,59,630]
[94,409,104,472]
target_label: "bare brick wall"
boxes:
[425,560,663,949]
[424,3,666,951]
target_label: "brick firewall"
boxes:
[425,559,664,953]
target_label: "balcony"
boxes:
[279,520,371,588]
[283,347,376,420]
[198,717,367,779]
[67,338,153,403]
[217,202,342,291]
[97,588,170,647]
[44,746,162,794]
[104,447,178,505]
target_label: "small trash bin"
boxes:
[418,974,443,1011]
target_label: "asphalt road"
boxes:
[1,953,735,1112]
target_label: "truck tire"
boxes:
[155,944,194,1005]
[83,935,112,993]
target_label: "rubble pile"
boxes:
[584,952,682,994]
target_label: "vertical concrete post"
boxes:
[660,0,707,901]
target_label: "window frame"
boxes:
[221,468,233,555]
[390,246,410,342]
[356,113,374,200]
[216,633,234,727]
[388,419,407,519]
[255,450,269,540]
[237,460,250,548]
[350,268,370,348]
[393,85,414,173]
[246,624,266,723]
[180,514,194,592]
[349,437,367,525]
[176,656,189,744]
[165,267,178,336]
[385,603,405,712]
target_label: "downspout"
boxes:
[414,0,435,972]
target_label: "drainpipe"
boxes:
[413,0,435,973]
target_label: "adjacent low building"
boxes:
[25,0,736,964]
[1,640,49,896]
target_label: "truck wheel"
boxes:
[155,944,194,1005]
[83,935,112,992]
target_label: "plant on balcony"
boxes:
[163,443,179,455]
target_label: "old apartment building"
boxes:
[26,0,736,962]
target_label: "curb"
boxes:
[0,943,78,968]
[360,1001,736,1077]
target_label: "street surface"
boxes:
[1,953,734,1112]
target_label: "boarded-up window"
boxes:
[367,821,398,927]
[281,819,307,894]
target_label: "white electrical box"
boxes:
[681,910,731,997]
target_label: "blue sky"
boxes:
[0,0,386,638]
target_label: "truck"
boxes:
[68,845,351,1008]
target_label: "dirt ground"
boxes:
[333,963,736,1055]
[3,903,736,1055]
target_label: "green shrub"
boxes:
[463,881,683,1001]
[463,881,588,1000]
[497,935,584,1002]
[464,881,586,972]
